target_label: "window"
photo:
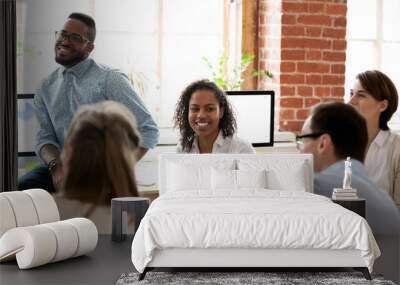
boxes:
[345,0,400,130]
[16,0,242,134]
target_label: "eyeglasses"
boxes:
[55,30,90,44]
[295,132,325,150]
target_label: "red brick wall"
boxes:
[258,0,282,130]
[258,0,347,133]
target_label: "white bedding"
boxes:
[131,190,380,273]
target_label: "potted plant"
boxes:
[202,53,273,91]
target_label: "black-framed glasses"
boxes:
[55,30,90,44]
[295,132,325,150]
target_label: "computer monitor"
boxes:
[17,94,37,157]
[226,90,274,146]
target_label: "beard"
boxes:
[55,44,88,67]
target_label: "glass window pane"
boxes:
[160,0,225,126]
[383,0,400,41]
[382,43,400,130]
[347,0,377,40]
[163,0,223,34]
[381,44,400,87]
[344,41,376,102]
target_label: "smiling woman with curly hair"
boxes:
[174,79,254,154]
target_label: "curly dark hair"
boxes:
[173,79,236,152]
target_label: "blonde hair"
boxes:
[61,101,140,207]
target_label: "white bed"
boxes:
[131,154,380,280]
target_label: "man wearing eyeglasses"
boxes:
[297,102,399,235]
[18,12,159,192]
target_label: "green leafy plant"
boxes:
[202,53,273,90]
[16,41,41,58]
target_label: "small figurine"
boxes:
[342,157,352,190]
[332,157,357,199]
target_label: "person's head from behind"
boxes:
[61,101,140,205]
[297,102,368,172]
[349,70,398,131]
[55,12,96,67]
[174,79,236,151]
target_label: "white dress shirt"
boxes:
[365,130,395,194]
[176,131,255,154]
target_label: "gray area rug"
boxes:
[117,271,396,285]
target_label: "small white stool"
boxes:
[111,197,149,242]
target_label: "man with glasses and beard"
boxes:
[18,13,159,193]
[297,101,400,235]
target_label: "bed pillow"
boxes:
[211,168,237,191]
[166,158,236,193]
[237,159,308,191]
[211,168,268,191]
[266,161,307,191]
[236,169,267,189]
[167,162,211,191]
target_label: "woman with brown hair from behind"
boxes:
[56,101,140,233]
